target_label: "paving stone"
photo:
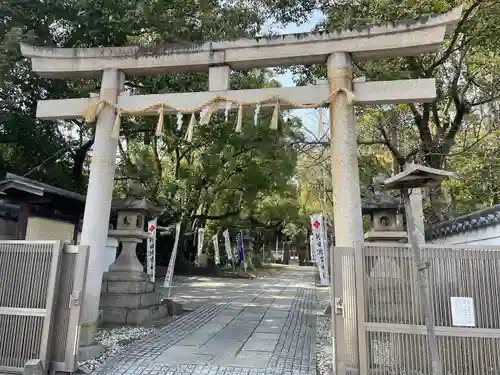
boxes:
[209,314,236,324]
[242,338,278,352]
[90,268,316,375]
[230,351,273,368]
[254,323,283,334]
[197,339,242,355]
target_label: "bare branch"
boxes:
[427,0,484,73]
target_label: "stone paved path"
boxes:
[91,267,316,375]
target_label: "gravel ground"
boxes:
[315,285,332,375]
[78,316,180,372]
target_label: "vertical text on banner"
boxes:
[146,218,157,283]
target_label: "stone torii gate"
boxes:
[20,6,461,355]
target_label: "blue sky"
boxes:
[263,10,327,139]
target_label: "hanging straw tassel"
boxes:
[184,113,196,142]
[110,108,121,139]
[235,104,243,133]
[176,112,183,131]
[155,104,165,136]
[254,103,261,126]
[270,101,280,130]
[82,100,103,123]
[224,101,232,122]
[334,88,356,104]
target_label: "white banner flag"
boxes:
[146,218,157,283]
[223,229,233,260]
[213,235,220,265]
[309,234,316,263]
[163,223,181,295]
[311,213,329,285]
[197,227,205,257]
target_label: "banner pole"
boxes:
[163,223,181,298]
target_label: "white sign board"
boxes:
[311,213,329,286]
[450,297,476,327]
[213,235,220,265]
[146,218,157,283]
[163,223,181,297]
[197,227,205,257]
[223,229,233,261]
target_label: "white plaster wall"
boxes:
[429,224,500,245]
[25,216,75,242]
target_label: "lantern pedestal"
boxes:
[99,183,181,325]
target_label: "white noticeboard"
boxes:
[146,218,157,283]
[450,297,476,327]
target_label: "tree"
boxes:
[289,0,500,221]
[1,0,319,262]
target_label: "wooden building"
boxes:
[0,173,85,242]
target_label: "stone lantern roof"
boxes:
[111,181,162,218]
[363,173,407,243]
[362,173,403,214]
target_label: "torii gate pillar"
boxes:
[78,68,124,354]
[328,52,364,246]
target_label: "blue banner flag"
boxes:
[236,232,245,263]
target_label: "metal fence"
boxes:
[332,243,500,375]
[0,241,88,374]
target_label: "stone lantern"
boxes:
[363,173,407,243]
[99,182,175,325]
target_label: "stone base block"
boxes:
[100,276,184,325]
[101,304,169,325]
[103,271,149,282]
[100,290,161,309]
[161,298,184,315]
[23,359,44,375]
[77,342,105,362]
[102,280,154,294]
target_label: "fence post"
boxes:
[354,241,368,374]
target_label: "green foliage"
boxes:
[0,0,316,260]
[3,0,500,254]
[291,0,500,222]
